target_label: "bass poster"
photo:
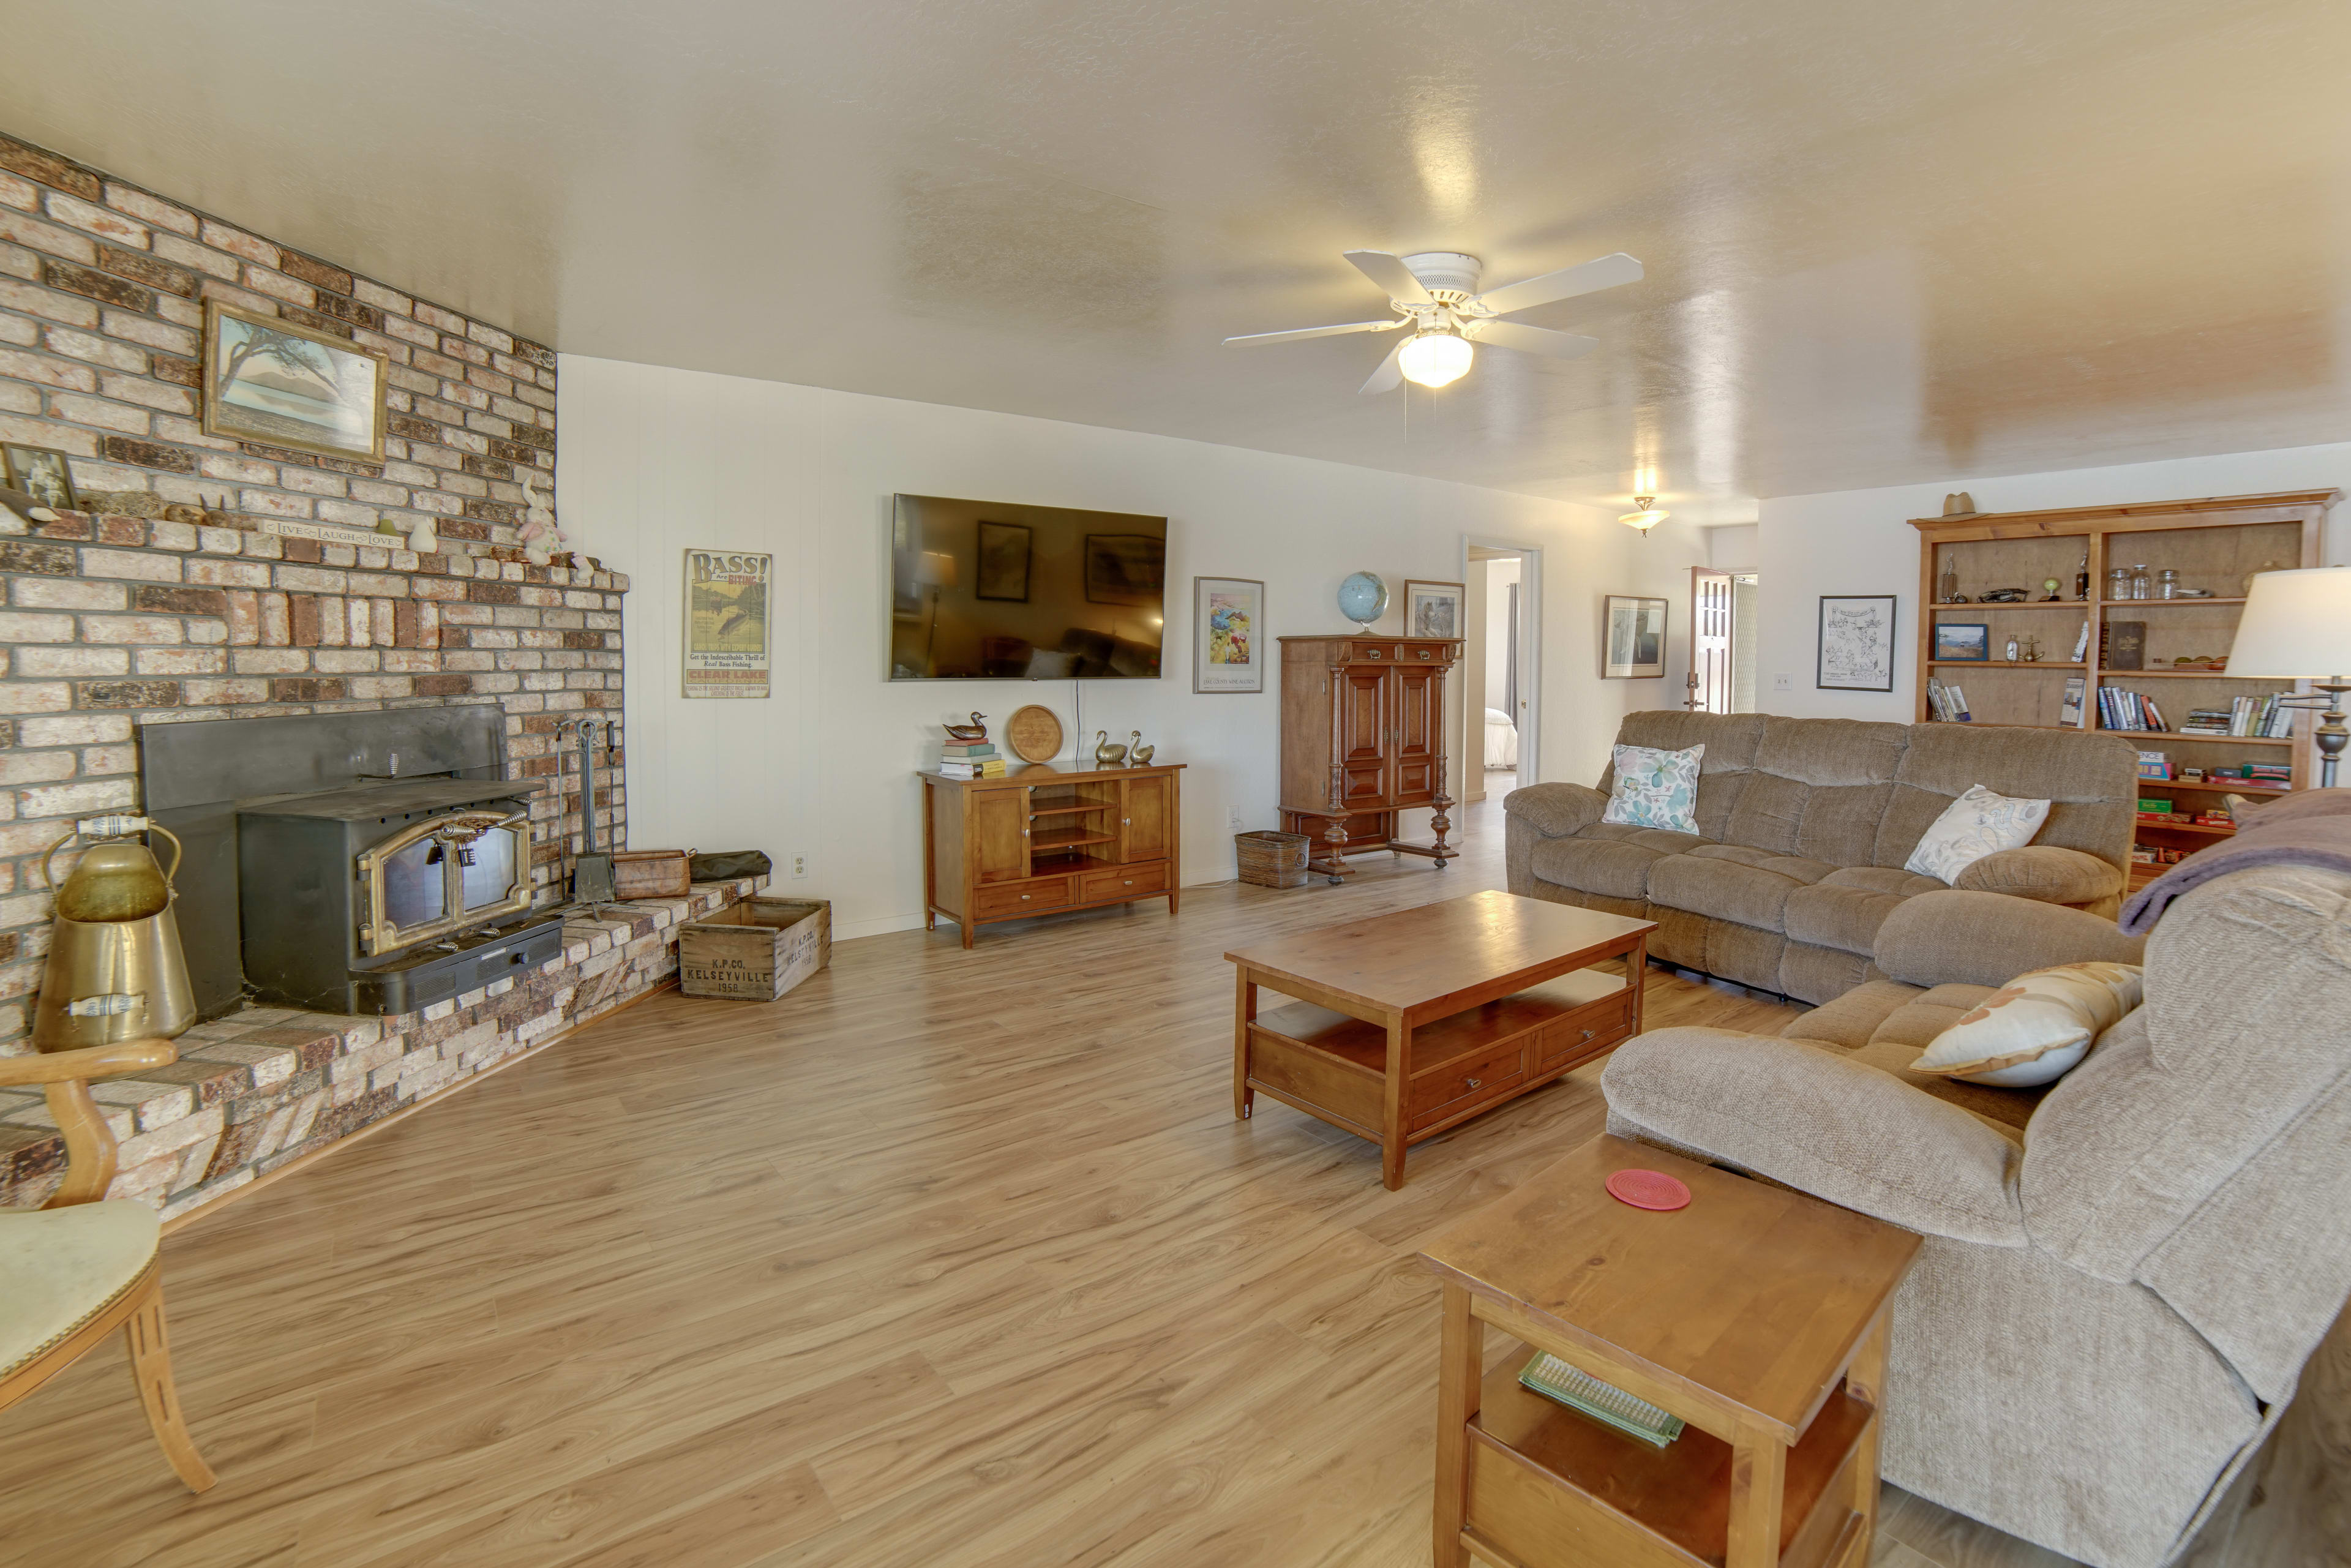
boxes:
[683,549,771,699]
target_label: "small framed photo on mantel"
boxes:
[1193,576,1264,693]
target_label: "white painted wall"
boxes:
[1752,441,2351,723]
[1704,523,1759,573]
[558,355,1704,937]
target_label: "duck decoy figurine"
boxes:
[1127,730,1154,767]
[1093,730,1128,768]
[943,712,989,742]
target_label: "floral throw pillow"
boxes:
[1602,743,1705,835]
[1902,784,2052,883]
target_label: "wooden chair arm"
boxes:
[0,1039,178,1209]
[0,1038,177,1087]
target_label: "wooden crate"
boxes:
[678,897,830,1001]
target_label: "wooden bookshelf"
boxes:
[1911,490,2336,882]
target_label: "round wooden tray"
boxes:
[1005,704,1064,764]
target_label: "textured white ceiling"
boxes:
[12,0,2351,519]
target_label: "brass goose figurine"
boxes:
[1093,730,1128,768]
[1127,730,1155,767]
[942,711,989,742]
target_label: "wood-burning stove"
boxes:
[140,708,569,1018]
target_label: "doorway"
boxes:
[1687,568,1760,715]
[1462,541,1540,805]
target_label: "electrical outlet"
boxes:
[790,853,808,879]
[1771,673,1793,692]
[1228,808,1243,830]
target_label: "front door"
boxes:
[1120,774,1172,862]
[1689,568,1733,713]
[1390,661,1441,803]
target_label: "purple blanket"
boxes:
[2120,787,2351,934]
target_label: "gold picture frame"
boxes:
[202,302,389,462]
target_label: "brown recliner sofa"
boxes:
[1602,865,2351,1568]
[1504,711,2139,1003]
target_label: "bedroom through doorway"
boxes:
[1462,542,1538,805]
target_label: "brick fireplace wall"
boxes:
[0,132,629,1056]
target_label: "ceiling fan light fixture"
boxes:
[1619,496,1670,533]
[1398,331,1474,388]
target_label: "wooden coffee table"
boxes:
[1419,1135,1922,1568]
[1225,891,1654,1188]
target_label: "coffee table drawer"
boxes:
[1080,861,1166,902]
[1535,987,1636,1067]
[975,877,1071,918]
[1411,1039,1527,1130]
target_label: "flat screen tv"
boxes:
[889,494,1166,680]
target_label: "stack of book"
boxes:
[1925,677,1972,722]
[2180,708,2233,736]
[2098,688,2169,732]
[938,740,1007,779]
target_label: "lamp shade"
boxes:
[2225,566,2351,677]
[914,550,959,588]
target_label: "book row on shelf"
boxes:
[2177,694,2297,738]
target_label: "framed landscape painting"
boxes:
[1193,576,1264,693]
[1602,595,1667,678]
[203,302,389,462]
[1819,594,1897,691]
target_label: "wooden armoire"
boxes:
[1278,634,1463,881]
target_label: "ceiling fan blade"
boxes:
[1359,339,1408,395]
[1471,252,1643,317]
[1343,250,1435,306]
[1465,320,1599,361]
[1223,318,1403,347]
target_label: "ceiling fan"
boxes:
[1224,249,1643,393]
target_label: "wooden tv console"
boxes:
[921,763,1183,947]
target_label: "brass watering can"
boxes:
[31,814,195,1052]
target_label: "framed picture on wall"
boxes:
[201,302,389,462]
[1819,594,1897,691]
[975,519,1030,602]
[1193,576,1264,693]
[1403,579,1464,639]
[1602,595,1668,678]
[1930,621,1990,662]
[1084,533,1166,605]
[683,549,771,699]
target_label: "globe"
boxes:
[1337,571,1389,629]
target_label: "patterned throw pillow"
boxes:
[1902,784,2051,883]
[1910,961,2144,1087]
[1602,743,1705,835]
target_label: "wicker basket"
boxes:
[1235,830,1311,889]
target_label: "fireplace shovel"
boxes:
[564,717,617,904]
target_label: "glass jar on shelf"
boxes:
[2129,564,2151,600]
[2158,569,2181,599]
[2107,566,2132,601]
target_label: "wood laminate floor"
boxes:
[1,803,2341,1567]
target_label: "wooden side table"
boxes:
[1419,1135,1921,1568]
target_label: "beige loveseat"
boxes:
[1504,711,2139,1003]
[1602,863,2351,1568]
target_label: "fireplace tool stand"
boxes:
[562,717,616,906]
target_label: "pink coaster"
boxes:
[1607,1168,1692,1212]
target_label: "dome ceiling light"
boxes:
[1224,249,1644,395]
[1619,497,1670,534]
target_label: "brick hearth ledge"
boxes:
[0,879,767,1219]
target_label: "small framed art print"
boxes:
[1602,595,1668,678]
[1403,579,1464,640]
[1818,595,1897,691]
[1193,576,1264,693]
[1931,621,1991,662]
